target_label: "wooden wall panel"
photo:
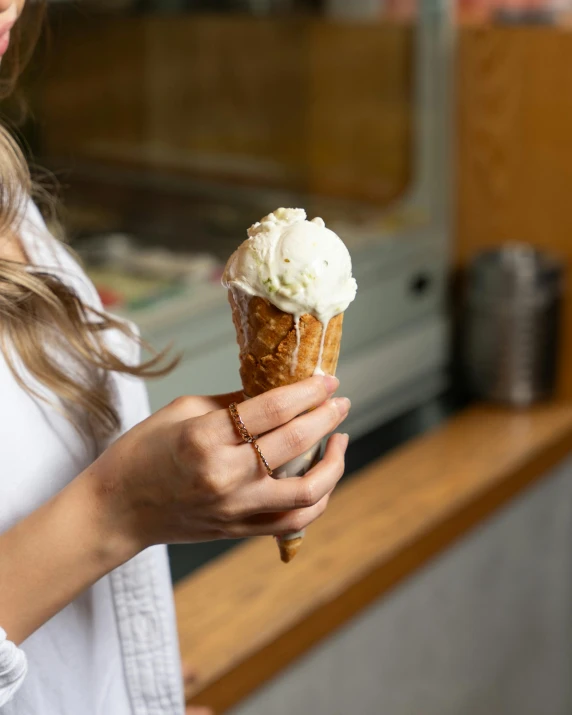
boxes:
[38,14,147,160]
[307,22,413,202]
[37,16,412,203]
[456,27,572,399]
[143,17,309,188]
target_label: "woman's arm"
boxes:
[0,469,134,646]
[0,375,348,647]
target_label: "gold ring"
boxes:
[229,402,273,476]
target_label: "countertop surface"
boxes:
[174,399,572,712]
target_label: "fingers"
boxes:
[244,374,340,436]
[245,375,340,435]
[266,432,349,511]
[204,375,340,445]
[239,491,331,537]
[256,397,350,472]
[225,433,348,529]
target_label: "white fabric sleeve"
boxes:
[0,627,27,706]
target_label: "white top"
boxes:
[0,202,185,714]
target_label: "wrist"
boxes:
[71,465,141,573]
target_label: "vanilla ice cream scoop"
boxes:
[222,207,357,323]
[222,207,357,375]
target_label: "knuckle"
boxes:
[324,452,345,480]
[312,377,329,403]
[285,424,306,452]
[197,470,219,496]
[290,496,330,533]
[216,500,237,524]
[325,450,345,477]
[329,399,344,424]
[264,393,290,424]
[168,395,195,414]
[195,427,217,457]
[200,463,235,499]
[318,494,330,516]
[215,522,236,539]
[297,380,326,411]
[289,510,308,534]
[294,480,315,509]
[179,418,214,459]
[176,422,195,460]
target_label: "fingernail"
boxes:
[334,397,351,416]
[323,374,339,393]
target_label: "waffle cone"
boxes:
[277,536,304,563]
[228,290,344,397]
[228,288,344,563]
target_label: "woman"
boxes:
[0,1,351,713]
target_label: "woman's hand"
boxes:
[0,375,349,646]
[86,375,350,558]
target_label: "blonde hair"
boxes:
[0,2,177,439]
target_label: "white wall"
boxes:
[231,457,572,715]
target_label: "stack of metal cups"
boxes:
[463,244,563,406]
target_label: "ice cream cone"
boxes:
[228,288,344,563]
[228,290,344,397]
[277,536,304,563]
[222,207,356,564]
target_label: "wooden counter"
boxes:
[174,403,572,712]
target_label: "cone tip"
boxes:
[278,536,304,563]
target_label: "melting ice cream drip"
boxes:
[291,314,301,375]
[313,317,329,376]
[292,313,331,376]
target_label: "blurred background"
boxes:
[17,0,453,571]
[18,0,451,428]
[11,0,572,712]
